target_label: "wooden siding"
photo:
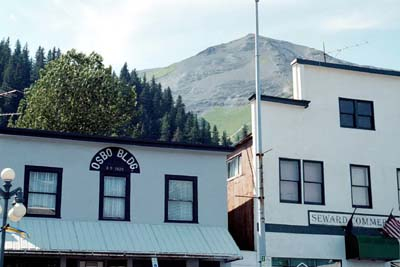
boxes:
[227,135,255,251]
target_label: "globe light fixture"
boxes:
[0,168,26,267]
[0,168,15,182]
[9,203,26,218]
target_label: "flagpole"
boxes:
[254,0,266,266]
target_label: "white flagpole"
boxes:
[254,0,266,266]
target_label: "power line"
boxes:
[0,113,21,117]
[327,41,369,58]
[0,90,24,97]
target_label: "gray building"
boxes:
[0,127,241,267]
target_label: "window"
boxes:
[303,161,324,205]
[279,159,301,203]
[165,175,198,223]
[24,165,62,217]
[99,173,130,221]
[339,98,375,130]
[272,258,341,267]
[228,155,241,178]
[350,165,372,208]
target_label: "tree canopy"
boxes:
[12,50,138,136]
[0,37,233,146]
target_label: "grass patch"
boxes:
[143,64,177,79]
[202,105,251,137]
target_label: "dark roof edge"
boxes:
[248,94,310,108]
[292,58,400,78]
[0,127,234,153]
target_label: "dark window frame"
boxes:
[397,169,400,210]
[350,164,372,209]
[164,174,198,223]
[279,158,301,204]
[272,257,342,267]
[303,160,325,205]
[339,97,375,130]
[227,154,242,178]
[23,165,63,218]
[98,171,131,221]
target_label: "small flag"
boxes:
[390,262,400,267]
[345,208,357,234]
[382,214,400,239]
[0,224,29,239]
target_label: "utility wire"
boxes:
[0,89,24,97]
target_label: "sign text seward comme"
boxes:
[309,210,388,228]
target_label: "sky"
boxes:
[1,0,399,72]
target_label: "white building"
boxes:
[228,58,400,267]
[0,127,241,267]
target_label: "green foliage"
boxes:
[0,39,61,127]
[12,50,138,136]
[119,62,130,85]
[31,46,45,82]
[211,125,220,145]
[0,37,229,146]
[202,105,251,137]
[221,131,233,146]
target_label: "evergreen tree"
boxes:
[0,38,11,82]
[119,63,130,85]
[130,69,142,95]
[1,40,30,126]
[21,44,31,89]
[172,127,184,142]
[2,40,22,90]
[188,114,200,143]
[161,87,173,115]
[199,118,212,144]
[0,37,220,146]
[151,78,162,120]
[175,95,186,132]
[240,124,249,139]
[31,46,45,82]
[47,49,53,62]
[159,114,171,141]
[211,125,220,145]
[221,131,232,146]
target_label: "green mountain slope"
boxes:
[202,105,251,138]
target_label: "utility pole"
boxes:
[254,1,266,266]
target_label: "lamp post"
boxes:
[0,168,27,267]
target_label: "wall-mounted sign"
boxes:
[151,258,158,267]
[308,210,389,229]
[89,147,140,173]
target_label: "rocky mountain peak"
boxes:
[140,35,348,114]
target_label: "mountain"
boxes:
[139,34,350,136]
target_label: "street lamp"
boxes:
[0,168,26,267]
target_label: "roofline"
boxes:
[235,133,252,147]
[248,94,310,108]
[5,250,242,262]
[292,58,400,78]
[0,127,235,153]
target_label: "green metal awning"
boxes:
[345,234,400,261]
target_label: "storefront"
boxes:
[227,58,400,267]
[0,127,241,267]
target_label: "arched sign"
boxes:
[89,147,140,174]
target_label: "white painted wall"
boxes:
[252,63,400,265]
[0,134,229,227]
[226,251,257,267]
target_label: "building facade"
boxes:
[228,59,400,267]
[0,127,241,267]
